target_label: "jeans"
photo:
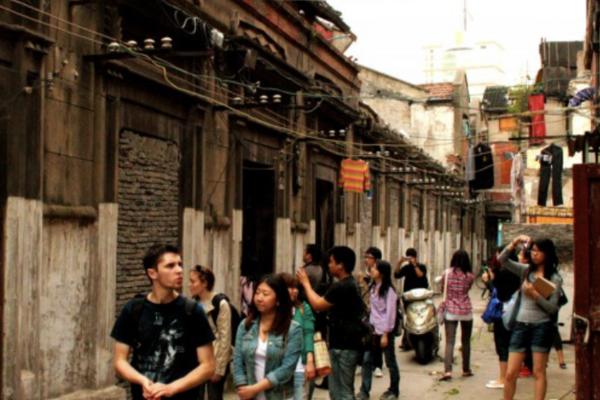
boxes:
[294,371,306,400]
[509,321,554,353]
[359,335,400,397]
[329,348,361,400]
[537,144,564,206]
[444,320,473,373]
[198,367,228,400]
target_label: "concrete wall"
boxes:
[359,67,430,135]
[3,198,122,400]
[410,104,456,164]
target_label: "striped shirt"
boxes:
[441,268,475,316]
[339,158,371,193]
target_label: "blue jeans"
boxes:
[329,348,361,400]
[294,371,306,400]
[360,335,400,397]
[509,321,554,353]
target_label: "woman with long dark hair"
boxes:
[439,250,476,381]
[357,260,400,400]
[499,236,562,400]
[233,274,302,400]
[280,273,316,400]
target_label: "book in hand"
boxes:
[533,276,556,299]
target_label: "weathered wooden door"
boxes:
[572,164,600,400]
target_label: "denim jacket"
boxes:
[233,317,302,400]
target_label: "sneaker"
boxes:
[356,392,369,400]
[486,382,504,389]
[374,368,384,378]
[380,391,398,400]
[519,365,532,378]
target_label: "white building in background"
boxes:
[422,31,506,101]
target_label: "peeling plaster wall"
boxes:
[410,104,455,164]
[2,199,123,400]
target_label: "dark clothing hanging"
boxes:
[469,143,494,190]
[528,94,547,144]
[537,144,564,206]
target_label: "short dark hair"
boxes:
[143,244,180,277]
[305,244,323,264]
[192,265,215,291]
[366,247,382,260]
[406,248,417,258]
[245,274,293,335]
[328,246,356,273]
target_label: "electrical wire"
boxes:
[6,0,594,112]
[2,2,586,180]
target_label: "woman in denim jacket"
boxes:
[234,274,303,400]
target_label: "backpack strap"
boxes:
[210,293,228,324]
[183,297,197,316]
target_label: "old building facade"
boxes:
[1,1,481,399]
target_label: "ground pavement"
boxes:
[225,286,576,400]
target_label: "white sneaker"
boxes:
[374,368,384,378]
[486,382,504,389]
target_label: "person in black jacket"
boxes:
[482,246,521,390]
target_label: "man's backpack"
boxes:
[129,294,197,350]
[210,293,242,347]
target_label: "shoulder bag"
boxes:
[437,269,449,325]
[481,289,502,324]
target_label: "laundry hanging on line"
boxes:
[537,143,564,207]
[528,94,547,144]
[468,142,494,191]
[339,158,371,193]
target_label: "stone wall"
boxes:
[116,131,181,312]
[501,223,574,270]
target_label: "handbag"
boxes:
[313,332,332,377]
[502,289,522,331]
[481,289,502,324]
[437,269,450,325]
[558,287,568,307]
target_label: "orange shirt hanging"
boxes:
[339,158,371,193]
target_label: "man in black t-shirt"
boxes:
[111,244,215,400]
[298,246,363,400]
[394,248,429,293]
[394,248,428,350]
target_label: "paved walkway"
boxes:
[225,285,576,400]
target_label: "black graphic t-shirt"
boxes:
[111,295,215,400]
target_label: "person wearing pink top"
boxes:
[439,250,476,381]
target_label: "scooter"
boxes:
[402,288,440,365]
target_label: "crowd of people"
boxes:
[109,235,565,400]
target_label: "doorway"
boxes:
[242,161,275,277]
[316,179,335,255]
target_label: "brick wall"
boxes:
[116,130,181,312]
[501,223,574,270]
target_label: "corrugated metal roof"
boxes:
[483,86,509,111]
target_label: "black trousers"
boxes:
[537,146,564,206]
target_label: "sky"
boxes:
[325,0,586,86]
